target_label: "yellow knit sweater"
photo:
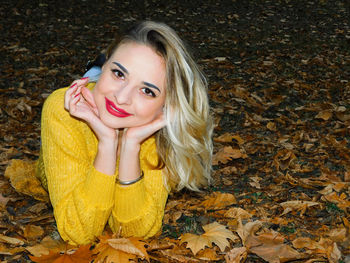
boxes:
[36,83,169,245]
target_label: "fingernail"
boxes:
[74,93,80,98]
[70,83,77,88]
[81,77,89,80]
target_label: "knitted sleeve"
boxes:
[108,137,169,238]
[40,88,117,245]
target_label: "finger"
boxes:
[69,86,82,113]
[81,86,96,108]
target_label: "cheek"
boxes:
[137,102,164,120]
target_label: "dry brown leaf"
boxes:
[5,159,49,202]
[315,110,332,121]
[326,227,347,242]
[322,192,350,210]
[200,192,237,210]
[23,225,44,240]
[0,243,25,255]
[279,200,320,216]
[224,247,247,263]
[93,234,149,263]
[224,207,252,220]
[214,133,245,144]
[0,234,24,246]
[236,220,263,245]
[266,121,277,131]
[212,146,247,165]
[107,237,148,260]
[25,235,69,257]
[29,244,94,263]
[292,237,342,262]
[196,248,221,261]
[180,222,237,255]
[249,176,262,189]
[273,149,296,171]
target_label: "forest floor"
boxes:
[0,0,349,262]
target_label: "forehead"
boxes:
[109,42,166,89]
[110,42,164,68]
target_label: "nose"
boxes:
[114,83,133,105]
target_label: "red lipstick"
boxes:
[105,97,132,118]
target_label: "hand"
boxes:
[122,112,166,147]
[64,78,117,142]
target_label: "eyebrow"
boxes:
[143,82,161,93]
[112,62,129,74]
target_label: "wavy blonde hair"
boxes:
[107,21,213,191]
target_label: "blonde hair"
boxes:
[107,21,213,191]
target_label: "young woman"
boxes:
[36,21,213,245]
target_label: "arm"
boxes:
[41,85,117,245]
[109,136,169,238]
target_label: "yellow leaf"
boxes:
[180,222,236,255]
[201,192,236,210]
[5,159,49,202]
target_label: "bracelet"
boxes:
[118,171,144,185]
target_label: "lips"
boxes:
[105,97,132,118]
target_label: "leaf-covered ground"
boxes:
[0,0,349,262]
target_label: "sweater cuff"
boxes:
[83,166,116,207]
[114,179,146,222]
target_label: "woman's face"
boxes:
[92,42,166,129]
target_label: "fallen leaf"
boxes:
[0,234,24,246]
[25,236,70,257]
[196,248,221,261]
[0,243,25,255]
[224,207,252,221]
[212,146,247,165]
[279,200,320,216]
[200,192,237,210]
[93,234,149,263]
[29,244,94,263]
[266,121,277,131]
[5,159,49,202]
[315,110,332,121]
[214,133,245,144]
[224,247,247,263]
[180,222,237,255]
[23,225,44,240]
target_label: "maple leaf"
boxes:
[93,234,149,263]
[29,244,94,263]
[180,222,236,255]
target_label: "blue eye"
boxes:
[141,87,156,97]
[111,69,125,79]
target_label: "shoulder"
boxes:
[42,87,68,120]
